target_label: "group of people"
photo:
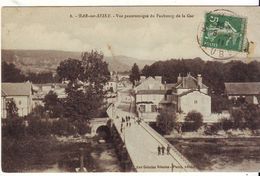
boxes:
[158,144,171,155]
[120,116,132,133]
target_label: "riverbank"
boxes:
[167,137,260,171]
[2,135,122,172]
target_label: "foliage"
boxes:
[141,59,260,95]
[2,61,26,82]
[241,104,260,131]
[129,63,141,86]
[51,119,77,136]
[2,117,25,138]
[230,108,246,129]
[26,118,52,136]
[6,99,19,118]
[2,61,58,83]
[26,72,59,83]
[220,118,233,131]
[43,90,63,118]
[211,95,231,113]
[156,107,176,135]
[57,50,110,121]
[183,111,203,132]
[57,58,83,84]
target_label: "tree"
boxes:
[242,104,260,131]
[220,118,233,131]
[156,107,176,135]
[6,99,19,118]
[43,90,63,118]
[57,58,83,84]
[129,63,140,86]
[183,111,203,131]
[230,108,245,129]
[2,61,26,82]
[57,50,110,122]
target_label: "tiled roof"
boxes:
[2,82,32,96]
[136,89,167,95]
[225,82,260,95]
[175,75,207,89]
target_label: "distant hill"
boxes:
[1,49,155,73]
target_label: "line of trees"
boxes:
[2,61,59,83]
[141,58,260,95]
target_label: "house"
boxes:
[135,76,174,122]
[174,73,211,117]
[224,82,260,105]
[32,83,67,108]
[1,82,33,118]
[134,74,212,122]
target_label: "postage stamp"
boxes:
[202,12,247,52]
[197,9,248,60]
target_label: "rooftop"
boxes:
[225,82,260,95]
[2,82,32,96]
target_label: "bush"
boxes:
[2,117,25,138]
[204,123,221,135]
[220,118,233,131]
[156,107,176,135]
[183,111,203,132]
[74,119,91,135]
[51,119,77,136]
[26,118,51,136]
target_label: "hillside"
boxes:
[1,49,154,73]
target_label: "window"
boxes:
[19,100,22,105]
[194,100,198,104]
[139,105,146,112]
[151,105,157,112]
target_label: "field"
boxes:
[168,137,260,171]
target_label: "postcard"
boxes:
[1,7,260,173]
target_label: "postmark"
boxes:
[197,9,248,60]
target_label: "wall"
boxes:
[178,91,211,116]
[5,95,32,117]
[177,88,208,95]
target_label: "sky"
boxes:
[2,7,260,61]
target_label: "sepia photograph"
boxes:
[1,7,260,172]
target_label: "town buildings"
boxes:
[134,73,212,122]
[224,82,260,105]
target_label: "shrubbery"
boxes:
[182,111,203,132]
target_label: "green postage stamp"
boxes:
[202,12,247,52]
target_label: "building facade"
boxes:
[2,82,33,118]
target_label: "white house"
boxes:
[135,76,173,122]
[174,73,211,117]
[1,82,33,118]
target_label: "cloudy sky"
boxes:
[2,7,260,60]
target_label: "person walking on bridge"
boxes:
[157,145,161,155]
[161,146,165,155]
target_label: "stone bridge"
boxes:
[89,117,110,136]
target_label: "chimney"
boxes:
[177,73,182,83]
[197,74,202,89]
[182,77,186,88]
[155,76,162,83]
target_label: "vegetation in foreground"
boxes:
[168,138,260,171]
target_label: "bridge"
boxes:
[89,118,110,137]
[106,88,198,172]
